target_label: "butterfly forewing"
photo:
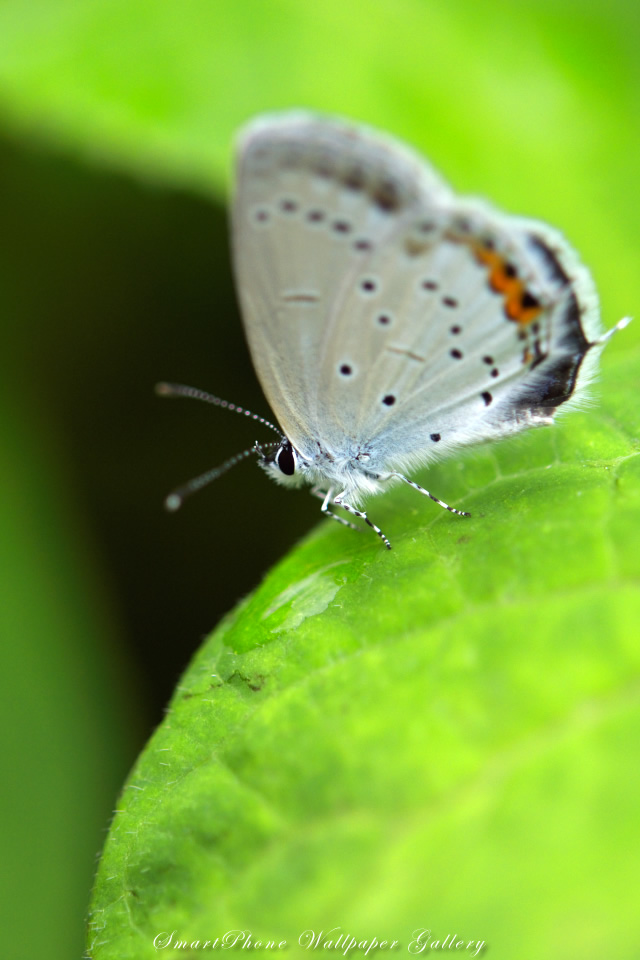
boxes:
[231,113,451,457]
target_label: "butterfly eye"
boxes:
[276,443,296,476]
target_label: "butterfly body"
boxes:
[258,436,391,503]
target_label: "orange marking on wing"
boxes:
[473,244,501,270]
[474,244,518,296]
[472,241,543,327]
[506,293,543,326]
[489,270,518,295]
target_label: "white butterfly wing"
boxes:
[232,112,602,472]
[231,113,451,456]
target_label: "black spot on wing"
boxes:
[373,178,401,212]
[344,165,366,190]
[521,291,541,311]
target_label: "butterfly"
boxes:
[158,112,628,549]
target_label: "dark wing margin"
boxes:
[513,234,594,417]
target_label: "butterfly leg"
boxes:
[390,473,470,517]
[333,493,392,550]
[311,486,360,531]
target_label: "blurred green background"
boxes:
[0,1,638,958]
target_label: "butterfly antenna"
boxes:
[164,442,280,511]
[155,382,283,437]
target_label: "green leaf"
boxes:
[88,335,640,958]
